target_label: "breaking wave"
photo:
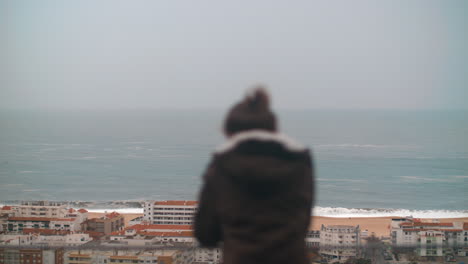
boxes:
[3,200,466,218]
[313,207,468,218]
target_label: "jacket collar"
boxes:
[215,129,306,154]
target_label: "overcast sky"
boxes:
[1,0,467,110]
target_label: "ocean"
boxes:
[0,109,467,218]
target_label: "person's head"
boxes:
[223,86,277,137]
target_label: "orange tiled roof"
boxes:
[401,222,453,227]
[463,223,468,230]
[142,231,193,237]
[78,208,88,213]
[1,206,12,210]
[154,200,198,206]
[68,208,76,213]
[105,212,121,219]
[404,228,462,232]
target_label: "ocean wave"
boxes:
[3,200,466,218]
[85,207,468,218]
[313,207,468,218]
[77,206,468,219]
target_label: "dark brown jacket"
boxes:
[195,130,314,264]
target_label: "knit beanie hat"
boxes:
[224,86,277,136]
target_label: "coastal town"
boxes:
[0,201,467,264]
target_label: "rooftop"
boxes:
[22,228,71,235]
[400,222,453,227]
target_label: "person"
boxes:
[194,87,314,264]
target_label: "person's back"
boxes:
[195,87,314,264]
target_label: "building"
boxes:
[66,208,88,224]
[2,202,88,234]
[6,216,83,233]
[0,230,91,246]
[81,212,124,235]
[128,215,144,226]
[64,249,194,264]
[319,225,361,263]
[390,218,468,258]
[0,248,63,264]
[16,201,68,218]
[143,200,198,225]
[108,223,223,263]
[108,224,195,246]
[0,206,16,216]
[194,248,222,264]
[305,230,320,248]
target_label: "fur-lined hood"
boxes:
[213,130,311,195]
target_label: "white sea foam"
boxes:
[83,207,468,218]
[313,207,468,218]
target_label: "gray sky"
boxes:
[1,0,467,110]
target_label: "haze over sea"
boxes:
[1,109,467,218]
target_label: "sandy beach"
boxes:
[88,212,468,238]
[310,216,468,237]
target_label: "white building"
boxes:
[143,200,198,225]
[305,230,320,248]
[319,225,361,263]
[194,248,222,264]
[0,232,91,246]
[16,201,68,218]
[6,216,83,232]
[390,218,468,257]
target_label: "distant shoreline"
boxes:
[2,200,467,218]
[87,212,468,238]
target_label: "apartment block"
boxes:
[390,218,468,257]
[319,225,361,263]
[16,201,68,218]
[6,216,83,233]
[143,201,198,225]
[305,230,320,248]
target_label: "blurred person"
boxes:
[194,86,314,264]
